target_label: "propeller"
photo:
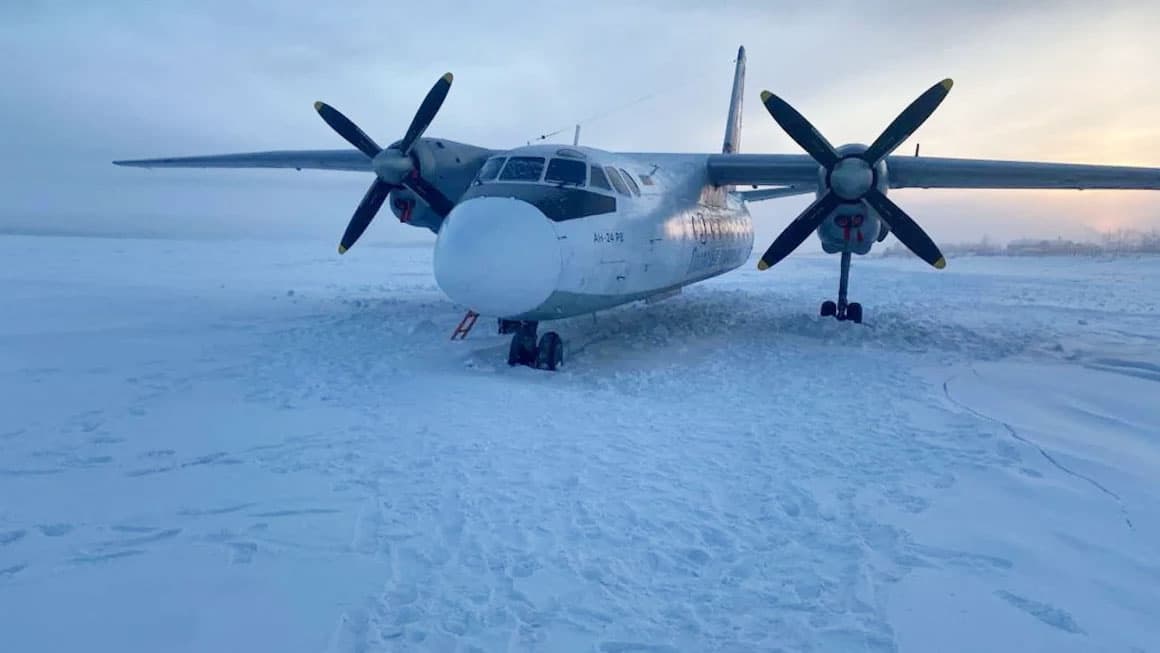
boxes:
[314,73,456,254]
[756,79,953,271]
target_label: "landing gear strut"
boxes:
[820,250,863,324]
[506,321,564,371]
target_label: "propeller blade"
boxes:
[757,192,843,270]
[400,73,453,154]
[338,179,394,254]
[314,102,382,159]
[862,190,945,269]
[862,79,953,164]
[760,90,839,169]
[403,173,455,217]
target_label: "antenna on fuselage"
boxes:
[573,124,581,146]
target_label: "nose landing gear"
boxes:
[820,249,863,324]
[505,321,564,371]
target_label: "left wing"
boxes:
[707,152,1160,190]
[113,149,371,172]
[885,155,1160,190]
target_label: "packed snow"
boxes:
[1,234,1157,652]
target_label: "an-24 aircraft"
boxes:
[117,46,1160,371]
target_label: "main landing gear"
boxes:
[820,250,863,324]
[503,320,564,371]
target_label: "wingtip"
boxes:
[757,259,770,271]
[338,244,348,255]
[760,90,773,103]
[313,101,325,112]
[441,72,454,83]
[940,78,954,91]
[933,257,947,269]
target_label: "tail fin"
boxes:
[722,46,746,154]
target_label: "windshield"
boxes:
[604,166,630,196]
[544,158,587,187]
[474,157,505,183]
[589,165,612,191]
[499,156,545,182]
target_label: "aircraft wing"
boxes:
[706,154,820,186]
[884,155,1160,190]
[706,152,1160,190]
[113,149,371,172]
[739,186,816,202]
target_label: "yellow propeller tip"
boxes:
[933,257,946,269]
[760,90,773,103]
[940,79,954,91]
[313,101,324,111]
[338,245,348,255]
[757,260,770,271]
[442,72,454,83]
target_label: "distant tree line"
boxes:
[880,229,1160,258]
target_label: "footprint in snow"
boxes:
[996,590,1085,635]
[0,564,28,578]
[0,530,28,546]
[71,550,145,565]
[38,524,74,537]
[101,528,182,548]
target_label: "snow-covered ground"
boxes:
[1,234,1157,652]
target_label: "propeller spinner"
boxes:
[314,73,456,254]
[756,79,953,271]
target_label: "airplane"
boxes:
[115,46,1160,371]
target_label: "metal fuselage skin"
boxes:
[432,145,754,321]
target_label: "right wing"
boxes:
[739,186,816,202]
[113,149,371,172]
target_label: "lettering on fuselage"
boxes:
[683,208,751,276]
[687,245,748,275]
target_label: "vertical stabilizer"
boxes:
[722,46,746,154]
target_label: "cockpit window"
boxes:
[544,158,587,187]
[475,157,505,183]
[618,168,641,196]
[499,156,546,182]
[604,166,631,196]
[589,165,612,191]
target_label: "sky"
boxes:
[1,0,1158,247]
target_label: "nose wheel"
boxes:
[506,321,564,371]
[820,250,864,324]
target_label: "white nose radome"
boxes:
[433,197,562,317]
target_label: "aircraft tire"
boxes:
[820,301,837,317]
[847,303,863,324]
[536,332,564,371]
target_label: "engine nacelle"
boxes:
[815,143,891,254]
[385,138,493,232]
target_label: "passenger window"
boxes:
[544,158,587,187]
[475,157,505,183]
[618,168,641,196]
[589,165,612,191]
[499,156,546,181]
[604,167,630,196]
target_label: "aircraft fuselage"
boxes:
[433,145,754,321]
